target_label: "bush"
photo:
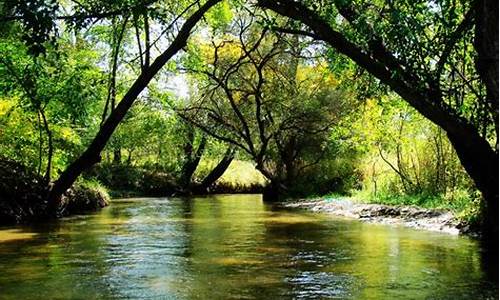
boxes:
[85,163,178,196]
[62,179,110,214]
[454,190,482,226]
[0,157,48,224]
[0,158,110,224]
[86,163,144,191]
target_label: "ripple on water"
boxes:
[0,195,496,300]
[0,229,38,243]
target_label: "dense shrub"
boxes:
[62,179,110,215]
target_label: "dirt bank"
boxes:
[282,198,469,235]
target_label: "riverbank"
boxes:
[0,158,109,225]
[1,194,495,299]
[87,160,266,199]
[281,197,473,235]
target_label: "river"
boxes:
[0,194,497,299]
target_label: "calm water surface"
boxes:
[0,194,497,299]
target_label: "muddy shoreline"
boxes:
[281,198,473,235]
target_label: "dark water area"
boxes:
[0,194,497,299]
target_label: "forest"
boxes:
[0,0,498,297]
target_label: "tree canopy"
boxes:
[0,0,497,248]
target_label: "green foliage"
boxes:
[303,0,494,147]
[0,36,106,177]
[181,19,363,195]
[86,163,177,196]
[335,95,480,219]
[205,1,233,32]
[352,96,474,200]
[4,0,59,55]
[66,178,110,213]
[0,0,487,226]
[455,191,482,225]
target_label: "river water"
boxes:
[0,194,497,299]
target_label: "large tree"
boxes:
[180,14,357,196]
[1,0,223,207]
[47,0,222,207]
[256,0,498,248]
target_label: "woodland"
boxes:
[0,0,498,259]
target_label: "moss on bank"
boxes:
[0,158,110,225]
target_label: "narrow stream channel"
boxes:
[0,194,497,299]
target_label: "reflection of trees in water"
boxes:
[181,194,271,299]
[260,210,360,298]
[0,211,118,298]
[0,196,496,299]
[100,198,192,298]
[336,224,494,299]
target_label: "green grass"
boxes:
[195,159,267,187]
[352,188,479,209]
[359,189,482,224]
[75,178,111,204]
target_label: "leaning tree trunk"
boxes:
[195,147,235,193]
[256,0,498,245]
[46,0,222,210]
[179,135,207,189]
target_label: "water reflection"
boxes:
[0,194,496,299]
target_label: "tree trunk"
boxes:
[101,16,128,127]
[256,164,288,202]
[283,137,298,187]
[262,179,288,202]
[475,0,499,123]
[126,149,133,165]
[37,111,43,175]
[195,147,235,193]
[46,0,222,209]
[179,135,207,188]
[473,0,499,275]
[257,0,498,247]
[448,128,498,279]
[40,108,52,182]
[113,149,121,165]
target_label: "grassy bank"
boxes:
[62,179,110,215]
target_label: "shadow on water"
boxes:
[0,194,497,299]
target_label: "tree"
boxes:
[5,0,224,208]
[179,13,358,197]
[256,0,498,248]
[0,37,105,181]
[178,124,208,189]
